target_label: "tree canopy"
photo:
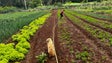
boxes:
[0,0,109,8]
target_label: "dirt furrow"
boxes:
[21,10,58,63]
[72,14,112,34]
[85,14,112,22]
[65,15,112,61]
[55,15,112,63]
[20,10,112,63]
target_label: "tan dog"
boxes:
[46,38,55,57]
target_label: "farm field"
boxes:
[74,11,112,21]
[0,11,48,43]
[20,10,112,63]
[0,0,112,63]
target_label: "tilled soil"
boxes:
[86,14,112,22]
[66,14,112,59]
[72,14,112,34]
[21,10,58,63]
[56,16,112,63]
[21,10,112,63]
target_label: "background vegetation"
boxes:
[0,0,111,8]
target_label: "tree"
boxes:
[28,0,42,8]
[0,0,110,8]
[24,0,27,9]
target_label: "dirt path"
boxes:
[21,10,58,63]
[21,10,112,63]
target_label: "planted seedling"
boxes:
[70,47,74,54]
[36,52,47,63]
[71,59,75,63]
[101,56,107,61]
[76,51,90,62]
[82,45,88,51]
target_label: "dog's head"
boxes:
[46,38,52,42]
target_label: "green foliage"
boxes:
[93,6,112,10]
[16,41,30,49]
[0,43,25,62]
[60,29,71,41]
[71,1,112,11]
[12,13,50,55]
[65,10,112,46]
[15,62,20,63]
[75,11,112,20]
[109,38,112,46]
[55,2,63,7]
[0,13,50,63]
[0,59,8,63]
[69,11,112,30]
[0,6,18,13]
[28,0,42,8]
[12,34,26,42]
[36,52,47,63]
[76,51,90,61]
[15,46,29,54]
[0,11,47,43]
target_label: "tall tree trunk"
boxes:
[24,0,27,9]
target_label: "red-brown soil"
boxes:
[65,15,112,59]
[21,10,112,63]
[21,10,58,63]
[57,16,112,63]
[71,14,112,34]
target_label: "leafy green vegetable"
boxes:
[0,13,50,63]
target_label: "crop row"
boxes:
[0,11,47,42]
[74,11,112,20]
[0,6,17,13]
[68,10,112,30]
[65,11,112,46]
[0,11,41,20]
[0,13,50,63]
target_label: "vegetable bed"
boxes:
[65,11,112,46]
[0,11,48,42]
[0,13,50,63]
